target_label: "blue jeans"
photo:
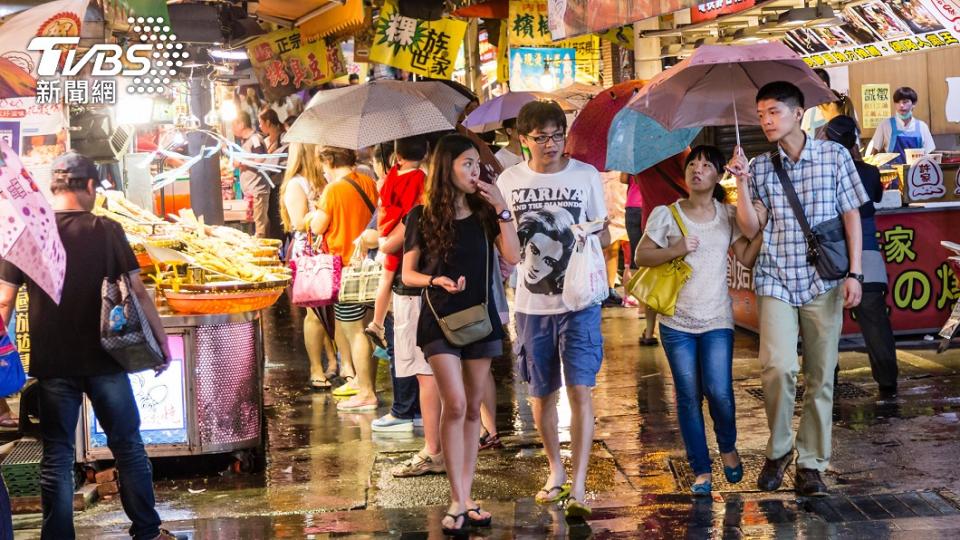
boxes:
[659,325,737,476]
[385,313,420,419]
[38,372,161,539]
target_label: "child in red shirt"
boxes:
[365,136,429,347]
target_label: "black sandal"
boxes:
[639,336,659,346]
[466,507,492,527]
[441,512,468,536]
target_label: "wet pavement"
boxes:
[12,297,960,538]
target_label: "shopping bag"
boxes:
[289,231,342,308]
[338,241,382,305]
[0,328,25,398]
[561,220,608,312]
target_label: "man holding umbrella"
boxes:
[727,81,869,497]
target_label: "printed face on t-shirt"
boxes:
[525,232,563,285]
[516,206,575,295]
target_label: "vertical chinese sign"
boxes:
[247,30,332,102]
[369,0,467,79]
[861,83,891,130]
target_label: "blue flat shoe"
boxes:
[691,480,712,496]
[724,462,744,484]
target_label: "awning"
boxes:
[297,0,365,40]
[254,0,363,38]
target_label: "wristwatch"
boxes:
[846,272,864,283]
[497,209,513,222]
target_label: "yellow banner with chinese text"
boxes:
[369,0,467,79]
[247,29,332,101]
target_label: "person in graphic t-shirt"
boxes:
[497,101,610,519]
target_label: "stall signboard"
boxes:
[369,0,467,80]
[90,334,188,447]
[783,0,960,68]
[547,0,697,39]
[510,47,577,91]
[730,208,960,335]
[509,1,552,46]
[13,289,29,373]
[690,0,756,24]
[0,97,68,195]
[861,83,891,130]
[247,29,332,102]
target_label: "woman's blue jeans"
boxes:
[659,325,737,475]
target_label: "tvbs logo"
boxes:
[28,37,151,76]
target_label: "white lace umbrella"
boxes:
[284,80,473,149]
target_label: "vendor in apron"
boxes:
[867,86,936,164]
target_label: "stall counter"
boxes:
[730,204,960,337]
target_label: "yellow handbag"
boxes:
[626,203,692,317]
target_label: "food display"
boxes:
[95,191,290,315]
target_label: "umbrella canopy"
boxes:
[0,140,65,303]
[628,42,835,132]
[285,80,472,149]
[566,80,646,171]
[551,82,603,110]
[606,108,699,174]
[0,58,35,99]
[462,91,576,133]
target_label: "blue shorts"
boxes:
[515,305,603,398]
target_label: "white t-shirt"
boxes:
[495,147,524,169]
[497,158,608,315]
[642,200,742,333]
[868,116,936,154]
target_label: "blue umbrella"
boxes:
[605,108,700,174]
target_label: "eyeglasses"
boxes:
[525,132,565,145]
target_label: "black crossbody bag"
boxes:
[771,154,849,280]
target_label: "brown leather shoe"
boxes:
[757,449,794,491]
[795,468,829,497]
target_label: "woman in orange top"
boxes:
[310,146,380,411]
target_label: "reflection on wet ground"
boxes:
[13,299,960,538]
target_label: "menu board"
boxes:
[784,0,960,67]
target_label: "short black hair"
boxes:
[824,115,859,151]
[258,108,281,128]
[502,118,516,131]
[684,145,728,202]
[893,86,918,104]
[756,81,804,110]
[813,68,830,88]
[517,100,566,135]
[394,135,428,161]
[348,73,360,82]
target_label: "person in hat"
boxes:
[0,152,179,540]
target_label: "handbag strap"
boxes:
[668,203,688,238]
[102,217,124,282]
[423,224,490,323]
[342,173,376,215]
[771,153,815,242]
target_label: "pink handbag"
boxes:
[289,231,342,308]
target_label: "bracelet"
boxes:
[428,276,436,287]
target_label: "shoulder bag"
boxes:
[99,219,167,373]
[625,204,693,317]
[289,230,342,307]
[771,154,849,280]
[424,228,493,347]
[0,325,25,398]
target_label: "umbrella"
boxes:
[0,140,65,303]
[566,80,646,171]
[628,42,835,145]
[285,80,472,149]
[0,58,36,99]
[605,108,699,174]
[551,82,603,110]
[462,91,576,133]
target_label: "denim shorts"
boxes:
[421,338,503,360]
[515,305,603,397]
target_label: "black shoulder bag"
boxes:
[771,154,849,280]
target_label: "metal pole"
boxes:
[187,75,224,225]
[464,19,481,97]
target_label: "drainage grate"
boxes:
[1,439,43,498]
[802,491,960,522]
[668,452,794,493]
[744,382,872,403]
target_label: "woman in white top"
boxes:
[634,145,765,496]
[280,142,340,390]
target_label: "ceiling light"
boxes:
[208,49,249,61]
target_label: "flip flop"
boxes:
[0,415,17,428]
[466,507,492,527]
[639,336,659,346]
[310,378,332,390]
[564,497,592,520]
[440,512,468,536]
[535,483,571,504]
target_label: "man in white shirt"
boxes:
[494,118,524,169]
[867,86,936,163]
[497,101,610,519]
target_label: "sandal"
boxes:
[639,336,659,346]
[0,414,17,428]
[466,507,492,527]
[332,376,358,397]
[564,497,592,519]
[310,378,332,391]
[535,483,571,504]
[364,322,388,349]
[440,512,468,536]
[479,430,503,451]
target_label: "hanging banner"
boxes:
[548,0,697,40]
[497,22,511,82]
[369,0,467,79]
[861,84,891,130]
[690,0,756,24]
[597,25,634,49]
[247,29,331,102]
[510,47,576,91]
[508,1,552,46]
[786,0,960,68]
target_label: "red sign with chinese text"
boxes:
[690,0,756,24]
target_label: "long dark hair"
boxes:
[421,134,497,262]
[684,145,728,203]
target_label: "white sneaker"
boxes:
[412,417,423,428]
[371,413,414,432]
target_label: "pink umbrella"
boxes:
[0,140,65,303]
[627,42,835,145]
